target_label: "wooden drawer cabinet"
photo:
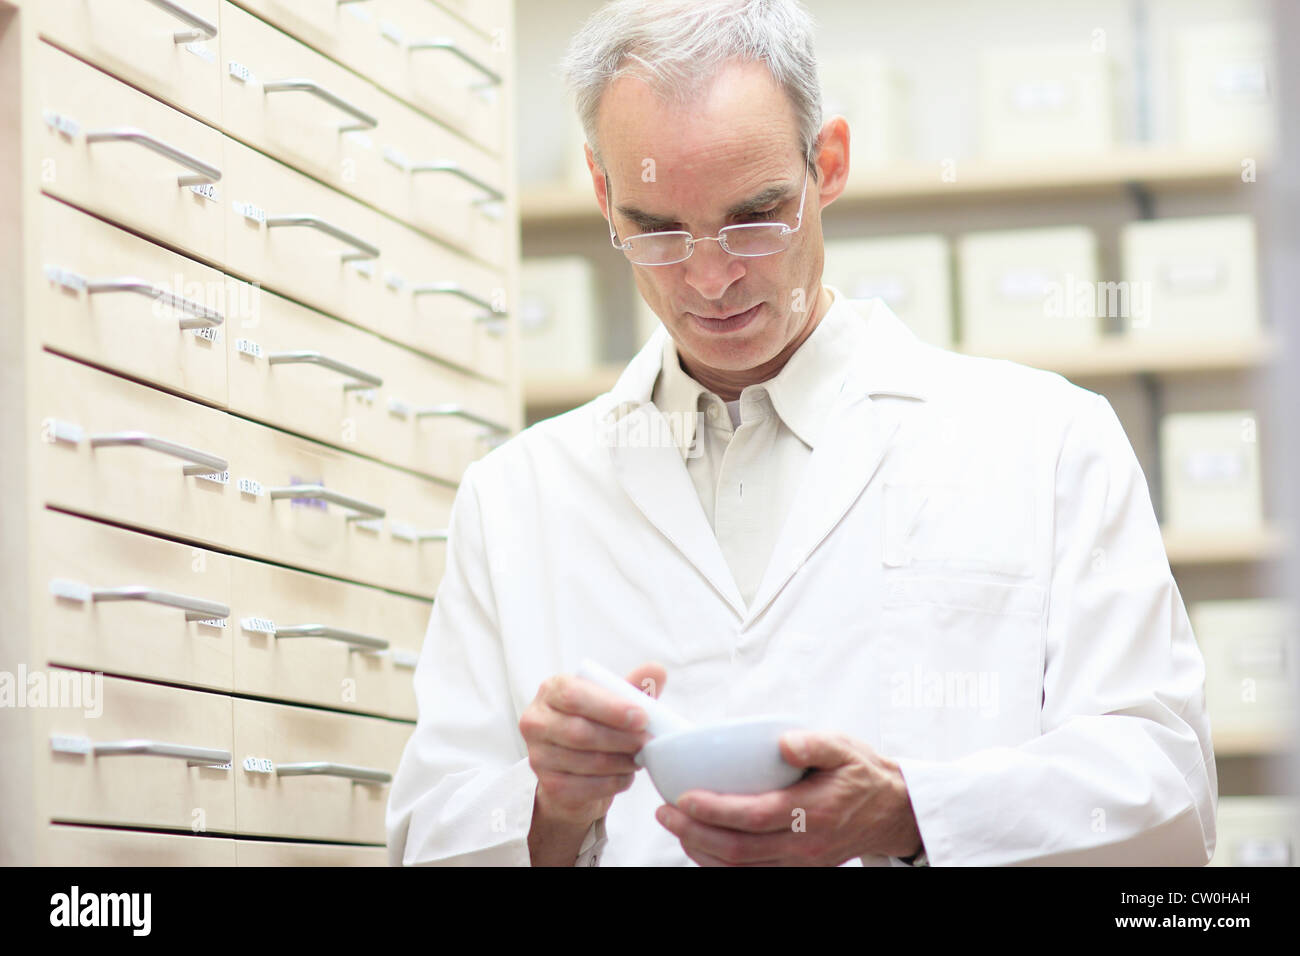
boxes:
[45,825,238,865]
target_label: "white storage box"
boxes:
[518,256,600,377]
[979,45,1115,159]
[819,54,910,167]
[1120,215,1260,339]
[1210,797,1299,867]
[1189,598,1296,745]
[823,235,953,348]
[957,226,1101,351]
[1176,21,1276,153]
[1160,410,1263,532]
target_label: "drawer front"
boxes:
[231,557,399,716]
[37,197,229,406]
[227,280,511,482]
[37,510,234,691]
[232,698,412,842]
[37,352,451,597]
[35,0,224,126]
[225,0,390,89]
[374,592,431,720]
[219,1,384,200]
[225,402,453,598]
[370,87,508,267]
[234,840,388,865]
[45,825,237,865]
[38,350,238,552]
[45,675,235,832]
[375,212,509,380]
[367,0,505,153]
[35,40,227,268]
[222,135,379,329]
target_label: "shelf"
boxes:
[1213,725,1294,757]
[1163,525,1290,565]
[523,334,1278,408]
[522,147,1265,225]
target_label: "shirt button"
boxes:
[707,406,721,422]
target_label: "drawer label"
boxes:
[43,265,86,293]
[193,617,227,628]
[391,649,419,669]
[382,146,410,171]
[236,477,263,497]
[50,734,93,755]
[189,182,219,202]
[379,20,403,44]
[240,616,276,635]
[42,110,80,139]
[185,41,216,64]
[41,418,84,445]
[233,200,267,225]
[242,756,276,774]
[48,577,92,603]
[191,325,221,344]
[234,338,263,359]
[383,271,405,292]
[227,60,257,85]
[194,469,229,484]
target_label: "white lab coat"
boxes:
[386,297,1217,866]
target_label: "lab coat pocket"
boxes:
[881,480,1036,578]
[877,573,1046,763]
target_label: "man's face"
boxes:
[592,60,829,375]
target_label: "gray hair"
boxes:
[560,0,823,170]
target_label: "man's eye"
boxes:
[741,208,779,222]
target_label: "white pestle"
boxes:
[577,658,695,738]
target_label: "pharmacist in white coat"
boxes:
[386,0,1217,867]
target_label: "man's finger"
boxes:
[779,731,859,771]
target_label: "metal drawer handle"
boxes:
[275,762,392,784]
[74,738,231,766]
[262,79,378,132]
[84,127,221,187]
[407,37,501,86]
[82,275,223,329]
[264,214,379,261]
[415,404,508,434]
[274,624,389,652]
[90,585,230,621]
[410,282,500,315]
[267,351,382,390]
[89,431,228,475]
[140,0,218,43]
[266,483,385,519]
[407,161,504,203]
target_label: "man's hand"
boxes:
[654,731,922,866]
[520,662,666,862]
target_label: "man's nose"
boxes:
[682,238,743,302]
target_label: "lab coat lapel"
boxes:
[742,299,933,628]
[600,329,748,619]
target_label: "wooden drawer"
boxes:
[221,134,379,329]
[367,0,505,154]
[34,0,224,127]
[226,279,510,482]
[369,85,508,268]
[36,510,234,691]
[234,840,388,865]
[36,197,229,407]
[45,825,237,865]
[375,590,430,721]
[375,211,509,380]
[231,557,400,717]
[38,350,237,553]
[35,40,227,269]
[232,698,411,842]
[45,675,235,832]
[219,1,384,202]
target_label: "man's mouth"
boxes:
[686,303,762,333]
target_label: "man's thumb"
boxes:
[624,662,667,700]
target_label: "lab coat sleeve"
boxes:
[895,392,1218,866]
[386,461,545,866]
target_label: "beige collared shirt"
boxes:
[650,285,865,610]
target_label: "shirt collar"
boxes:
[596,288,934,455]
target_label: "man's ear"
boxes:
[813,115,851,210]
[585,143,609,221]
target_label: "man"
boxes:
[386,0,1217,866]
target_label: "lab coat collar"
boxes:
[596,293,936,625]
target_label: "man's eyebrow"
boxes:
[616,181,796,231]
